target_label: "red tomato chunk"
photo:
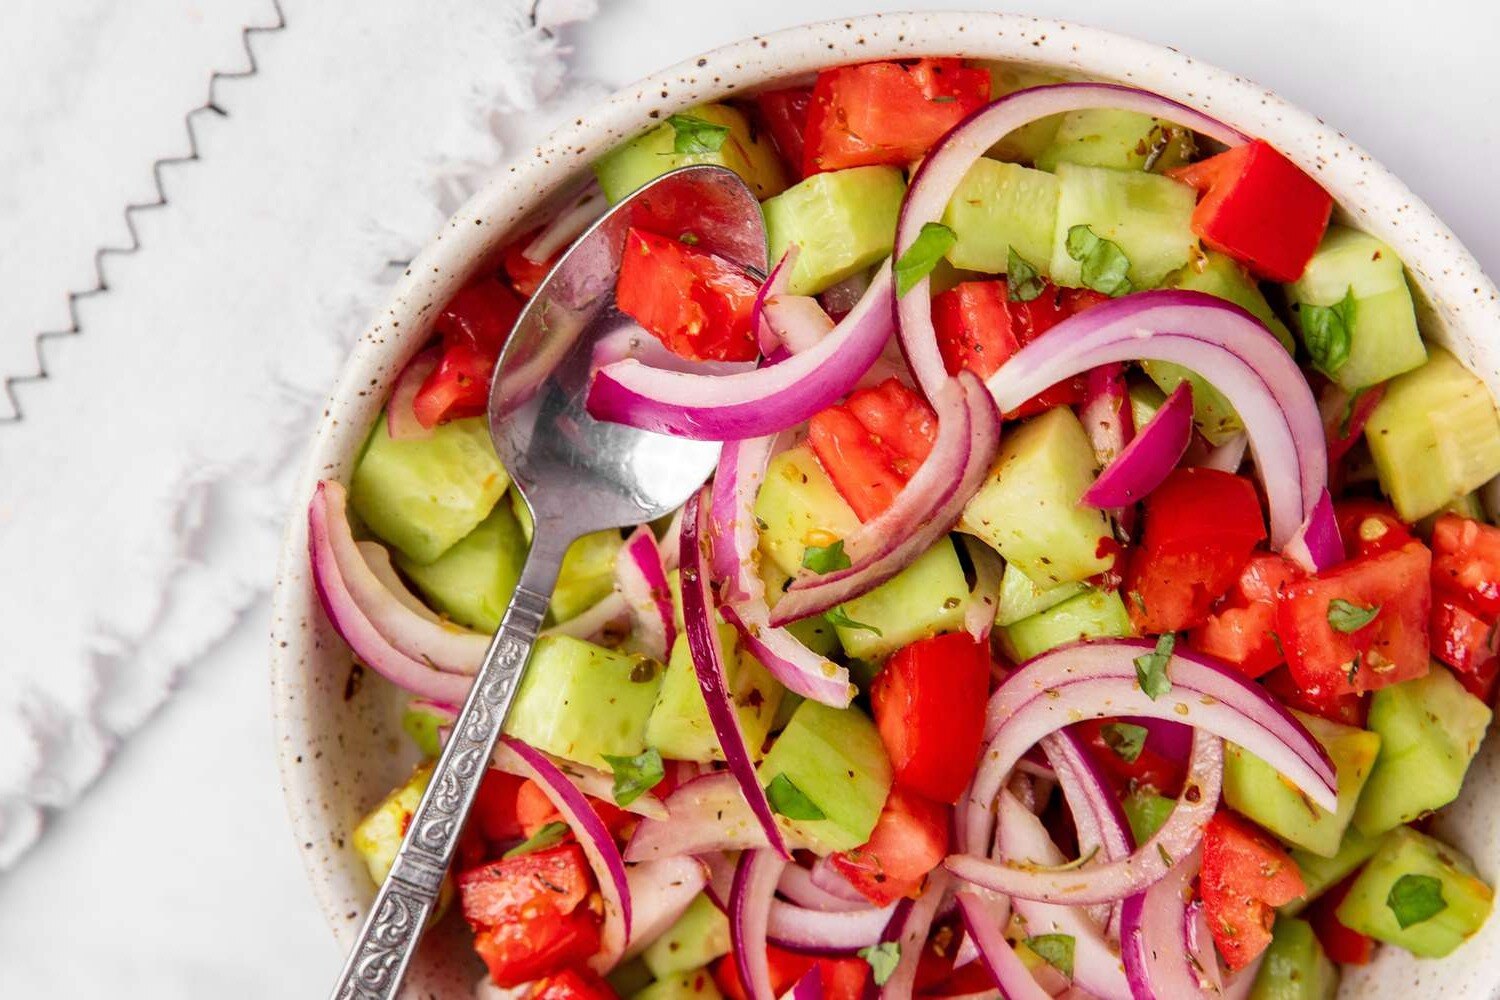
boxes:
[528,968,618,1000]
[413,276,524,428]
[808,377,937,521]
[870,632,990,803]
[1189,554,1303,680]
[1200,811,1306,971]
[459,844,602,987]
[615,227,760,362]
[829,786,950,906]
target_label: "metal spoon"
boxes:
[329,164,765,999]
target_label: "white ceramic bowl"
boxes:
[271,11,1500,998]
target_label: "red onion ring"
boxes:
[764,295,837,354]
[590,325,758,377]
[809,855,872,907]
[961,535,1004,641]
[620,856,709,961]
[1082,380,1194,509]
[752,247,798,356]
[880,869,952,998]
[955,890,1053,1000]
[767,896,899,954]
[1081,364,1136,467]
[523,185,607,264]
[784,969,824,1000]
[541,590,629,641]
[732,849,789,1000]
[624,772,807,862]
[1200,432,1249,474]
[387,347,440,440]
[616,525,675,661]
[778,864,871,913]
[357,540,444,622]
[1040,731,1133,863]
[490,742,668,820]
[1184,898,1223,994]
[1284,488,1342,573]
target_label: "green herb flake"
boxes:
[825,606,883,636]
[1158,843,1175,867]
[1065,225,1133,298]
[1133,633,1176,701]
[1297,286,1357,376]
[1100,721,1149,764]
[502,821,569,859]
[857,942,901,986]
[802,539,852,574]
[1387,873,1447,929]
[765,773,826,821]
[1328,598,1381,634]
[600,748,666,807]
[1007,246,1047,302]
[895,222,957,297]
[1025,934,1076,978]
[668,113,730,155]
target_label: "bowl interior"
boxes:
[270,12,1500,998]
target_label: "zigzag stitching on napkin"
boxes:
[0,0,287,426]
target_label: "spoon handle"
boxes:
[329,535,566,1000]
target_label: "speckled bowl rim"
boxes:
[271,10,1500,997]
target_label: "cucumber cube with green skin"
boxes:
[981,63,1068,163]
[833,537,970,661]
[645,628,785,763]
[999,587,1133,663]
[643,894,731,978]
[1127,377,1167,431]
[1048,163,1198,290]
[1336,826,1495,958]
[1141,360,1244,446]
[1249,917,1338,1000]
[941,158,1059,275]
[754,445,863,579]
[350,415,509,565]
[1353,664,1492,835]
[1122,788,1175,844]
[552,529,626,624]
[631,969,724,1000]
[1288,226,1427,390]
[353,764,432,885]
[1224,710,1381,857]
[757,699,892,853]
[401,702,446,758]
[1283,826,1388,917]
[1036,109,1196,174]
[1366,347,1500,520]
[763,166,907,295]
[961,406,1113,586]
[593,103,789,205]
[395,501,526,633]
[504,635,664,769]
[994,562,1086,628]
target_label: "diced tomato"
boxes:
[1308,875,1374,966]
[803,58,989,174]
[1261,665,1368,728]
[932,281,1021,379]
[817,958,872,1000]
[713,946,816,1000]
[754,87,813,179]
[502,232,558,299]
[807,377,937,521]
[472,769,528,844]
[1334,499,1414,561]
[1276,541,1432,698]
[1168,139,1333,283]
[926,959,1001,997]
[515,779,632,841]
[1126,469,1267,633]
[1200,811,1306,971]
[528,967,619,1000]
[459,845,602,987]
[412,276,525,428]
[1073,718,1186,798]
[1431,513,1500,620]
[870,632,990,803]
[829,786,950,906]
[615,228,760,362]
[1431,596,1497,674]
[1189,554,1304,680]
[1456,653,1500,705]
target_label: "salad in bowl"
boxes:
[287,28,1500,1000]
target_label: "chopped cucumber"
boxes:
[1366,347,1500,520]
[763,166,907,295]
[353,764,432,885]
[609,959,657,997]
[1283,826,1388,917]
[994,561,1087,628]
[349,415,509,565]
[553,529,626,623]
[401,701,447,758]
[1353,664,1492,836]
[941,158,1059,275]
[1122,788,1175,844]
[833,537,969,661]
[394,502,526,632]
[643,894,731,978]
[754,445,862,579]
[1249,917,1338,1000]
[1224,710,1380,857]
[1140,361,1244,446]
[1127,377,1167,431]
[999,587,1132,663]
[1416,491,1485,537]
[1036,109,1195,173]
[982,63,1068,163]
[1288,226,1427,389]
[761,561,841,658]
[511,489,534,542]
[504,635,664,768]
[631,970,724,1000]
[593,103,788,204]
[1048,163,1198,290]
[645,628,785,763]
[961,406,1113,585]
[1336,826,1494,958]
[757,700,892,853]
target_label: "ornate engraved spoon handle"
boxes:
[329,536,565,1000]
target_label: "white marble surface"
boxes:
[2,0,1497,996]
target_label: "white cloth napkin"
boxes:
[0,0,605,869]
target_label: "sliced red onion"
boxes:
[621,856,709,961]
[587,262,895,440]
[523,185,608,264]
[357,540,442,622]
[1082,380,1194,509]
[894,83,1248,400]
[702,848,736,909]
[1284,488,1342,574]
[768,896,899,954]
[880,869,951,998]
[809,855,872,907]
[770,371,1001,625]
[764,295,837,355]
[1040,731,1133,863]
[985,292,1323,548]
[1185,898,1223,994]
[625,772,806,862]
[540,590,630,641]
[961,535,1004,641]
[1081,364,1135,466]
[955,891,1053,1000]
[590,325,758,377]
[616,525,675,661]
[778,864,871,913]
[502,737,631,971]
[1319,379,1386,469]
[1200,432,1249,474]
[1120,845,1247,998]
[387,347,440,440]
[490,742,668,820]
[819,267,874,320]
[783,969,824,1000]
[753,246,799,356]
[732,849,789,1000]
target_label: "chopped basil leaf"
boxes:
[1133,633,1176,701]
[802,539,852,574]
[825,606,882,636]
[1388,873,1447,929]
[502,821,569,859]
[765,773,826,821]
[1158,843,1175,867]
[1007,246,1046,302]
[668,113,730,155]
[1025,934,1076,978]
[600,747,665,807]
[1100,721,1149,764]
[1297,286,1357,377]
[895,222,957,297]
[1065,225,1133,298]
[858,942,901,986]
[1328,598,1381,634]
